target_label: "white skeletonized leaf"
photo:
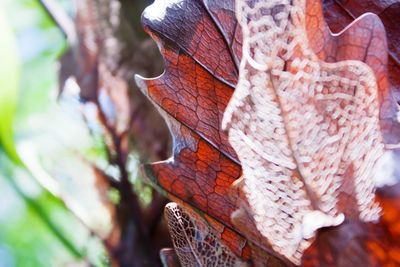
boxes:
[222,0,384,264]
[164,203,248,267]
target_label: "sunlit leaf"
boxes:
[138,0,400,266]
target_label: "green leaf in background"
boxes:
[0,3,22,164]
[0,1,109,266]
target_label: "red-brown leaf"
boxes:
[136,0,253,260]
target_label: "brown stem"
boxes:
[94,98,164,266]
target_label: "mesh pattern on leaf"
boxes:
[165,203,247,267]
[222,0,384,264]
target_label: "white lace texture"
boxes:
[165,203,247,267]
[222,0,384,264]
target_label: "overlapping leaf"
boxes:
[222,0,390,264]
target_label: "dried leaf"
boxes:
[164,202,248,267]
[138,0,399,266]
[136,0,258,262]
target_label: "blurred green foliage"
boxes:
[0,1,21,163]
[0,0,108,266]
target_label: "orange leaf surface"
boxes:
[135,0,255,261]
